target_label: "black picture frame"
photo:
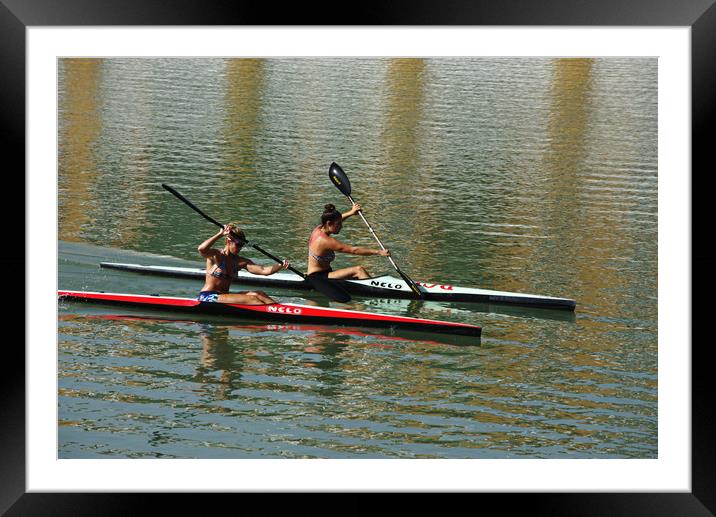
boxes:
[4,0,713,514]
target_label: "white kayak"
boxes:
[99,262,577,311]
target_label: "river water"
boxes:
[57,57,657,459]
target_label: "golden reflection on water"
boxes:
[109,71,154,249]
[546,59,629,325]
[222,58,265,177]
[481,59,594,297]
[58,59,103,242]
[381,58,426,164]
[380,59,443,276]
[58,59,150,247]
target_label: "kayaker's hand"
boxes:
[223,226,245,245]
[271,260,289,274]
[379,249,390,257]
[349,202,362,215]
[222,225,232,237]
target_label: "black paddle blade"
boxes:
[328,162,352,197]
[394,266,425,300]
[404,276,425,299]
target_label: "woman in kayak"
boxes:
[307,203,389,280]
[198,223,289,305]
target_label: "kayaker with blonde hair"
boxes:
[197,223,289,304]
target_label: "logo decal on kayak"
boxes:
[267,305,302,315]
[417,282,454,291]
[370,280,403,290]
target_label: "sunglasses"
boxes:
[228,233,247,245]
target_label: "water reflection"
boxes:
[545,59,629,322]
[58,304,652,458]
[382,58,426,168]
[222,58,265,177]
[58,59,104,242]
[545,58,593,213]
[381,59,442,275]
[194,324,243,400]
[355,296,576,323]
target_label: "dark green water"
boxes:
[58,57,657,458]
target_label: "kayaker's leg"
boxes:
[328,265,370,280]
[217,291,277,305]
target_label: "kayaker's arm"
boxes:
[198,229,224,257]
[244,259,291,276]
[329,237,390,257]
[341,202,362,221]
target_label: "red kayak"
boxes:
[58,290,482,338]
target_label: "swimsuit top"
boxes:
[210,256,238,280]
[308,226,335,264]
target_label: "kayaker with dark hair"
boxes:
[307,203,389,279]
[197,223,289,304]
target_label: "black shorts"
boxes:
[307,268,332,278]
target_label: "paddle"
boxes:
[161,183,352,303]
[327,162,424,299]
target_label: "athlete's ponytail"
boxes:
[321,204,341,225]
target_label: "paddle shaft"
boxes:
[346,194,399,270]
[345,194,423,298]
[162,184,303,279]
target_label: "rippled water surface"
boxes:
[58,58,657,458]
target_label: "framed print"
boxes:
[4,0,714,514]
